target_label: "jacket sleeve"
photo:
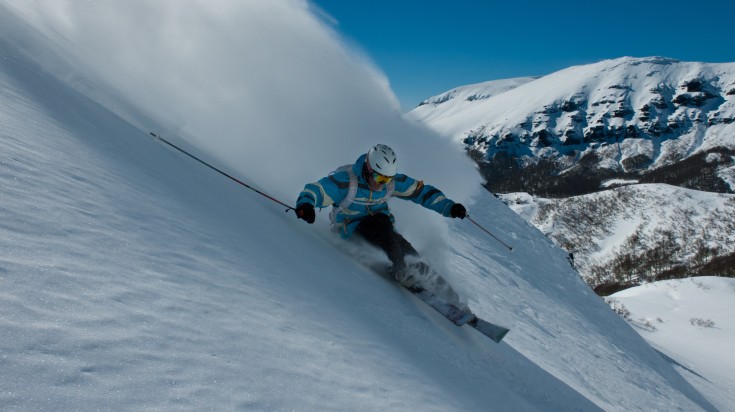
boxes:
[297,173,347,209]
[391,174,455,216]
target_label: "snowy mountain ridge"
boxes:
[416,76,539,110]
[409,56,735,196]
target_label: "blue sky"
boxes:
[310,0,735,111]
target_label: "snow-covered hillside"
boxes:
[409,57,735,196]
[500,185,735,288]
[610,277,735,411]
[0,1,724,410]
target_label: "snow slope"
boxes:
[611,277,735,411]
[0,1,722,410]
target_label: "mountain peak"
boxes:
[409,57,735,196]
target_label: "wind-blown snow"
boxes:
[0,1,723,411]
[0,0,479,214]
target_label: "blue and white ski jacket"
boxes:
[297,154,457,238]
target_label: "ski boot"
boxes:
[390,263,423,291]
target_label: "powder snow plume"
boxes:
[1,0,479,212]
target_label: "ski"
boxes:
[372,261,510,343]
[406,285,509,343]
[467,317,510,343]
[410,287,476,326]
[403,268,510,343]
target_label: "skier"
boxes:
[294,144,466,289]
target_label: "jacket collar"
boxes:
[352,154,368,183]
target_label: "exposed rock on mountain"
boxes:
[409,57,735,197]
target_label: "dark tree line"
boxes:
[471,147,734,198]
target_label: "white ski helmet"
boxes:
[367,144,398,177]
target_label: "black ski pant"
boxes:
[355,213,418,269]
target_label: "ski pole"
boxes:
[148,132,295,212]
[466,215,513,251]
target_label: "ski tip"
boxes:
[149,132,161,140]
[495,329,510,343]
[469,318,510,343]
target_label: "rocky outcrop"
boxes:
[412,59,735,197]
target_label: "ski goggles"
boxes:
[372,171,394,184]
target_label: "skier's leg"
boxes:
[355,213,410,268]
[396,232,419,259]
[355,215,463,303]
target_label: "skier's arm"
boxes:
[295,175,345,224]
[296,173,346,209]
[392,175,456,217]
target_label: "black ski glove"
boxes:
[450,203,467,219]
[295,203,316,224]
